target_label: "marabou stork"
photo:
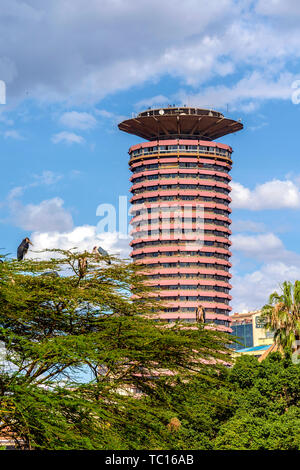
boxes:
[17,237,33,261]
[196,304,206,323]
[92,246,111,264]
[78,256,88,279]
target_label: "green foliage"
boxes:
[1,253,299,450]
[213,354,300,450]
[262,280,300,353]
[0,250,231,449]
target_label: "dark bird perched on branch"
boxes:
[92,246,111,264]
[17,237,33,261]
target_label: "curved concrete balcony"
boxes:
[142,267,232,278]
[147,289,232,300]
[130,168,232,182]
[130,190,232,204]
[131,245,232,256]
[159,300,232,311]
[130,223,231,235]
[134,256,232,267]
[156,311,231,322]
[130,199,232,214]
[146,275,232,284]
[145,278,232,288]
[130,234,232,247]
[130,216,232,230]
[131,224,231,235]
[131,244,232,255]
[130,160,232,174]
[130,179,231,192]
[155,312,232,333]
[130,211,232,224]
[129,138,232,154]
[129,151,232,163]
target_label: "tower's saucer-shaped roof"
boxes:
[118,107,243,141]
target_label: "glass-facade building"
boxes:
[230,310,274,351]
[231,322,253,350]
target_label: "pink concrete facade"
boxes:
[128,138,233,332]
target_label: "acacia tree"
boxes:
[0,250,232,450]
[262,280,300,355]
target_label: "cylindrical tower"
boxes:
[119,107,243,333]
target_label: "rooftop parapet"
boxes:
[118,107,243,141]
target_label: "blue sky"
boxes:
[1,0,300,312]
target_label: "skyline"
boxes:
[1,0,300,313]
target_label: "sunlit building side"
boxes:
[119,107,243,333]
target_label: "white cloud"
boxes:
[33,170,62,186]
[9,197,73,233]
[176,71,294,112]
[256,0,300,18]
[29,226,131,260]
[1,0,300,110]
[51,131,85,145]
[7,171,62,201]
[7,186,24,200]
[0,0,239,105]
[231,179,300,210]
[231,262,300,312]
[95,109,127,125]
[231,219,266,233]
[231,232,300,264]
[3,129,24,140]
[59,111,97,130]
[231,230,300,311]
[135,95,170,110]
[0,112,14,126]
[232,232,282,254]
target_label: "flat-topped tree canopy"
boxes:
[118,107,243,141]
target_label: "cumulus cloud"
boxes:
[9,197,73,232]
[231,179,300,210]
[29,226,131,260]
[256,0,300,18]
[59,111,97,130]
[135,95,170,111]
[33,170,63,186]
[231,230,300,311]
[231,262,300,312]
[0,0,238,105]
[232,232,282,256]
[95,109,127,128]
[231,219,266,233]
[7,171,62,200]
[231,232,300,264]
[3,129,24,140]
[51,131,85,145]
[1,0,300,110]
[176,72,295,112]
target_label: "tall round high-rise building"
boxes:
[119,107,243,333]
